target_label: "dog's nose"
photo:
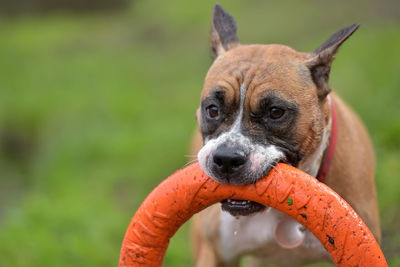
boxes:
[213,147,247,175]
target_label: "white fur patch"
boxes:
[220,208,277,261]
[230,83,247,132]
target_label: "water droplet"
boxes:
[234,231,238,236]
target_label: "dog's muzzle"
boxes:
[210,146,268,216]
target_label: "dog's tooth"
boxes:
[226,199,253,206]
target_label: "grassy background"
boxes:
[0,0,399,266]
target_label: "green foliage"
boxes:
[0,0,399,266]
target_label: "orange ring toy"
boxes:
[119,163,387,266]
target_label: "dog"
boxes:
[190,4,381,266]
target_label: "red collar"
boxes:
[316,95,338,183]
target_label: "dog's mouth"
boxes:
[221,199,266,216]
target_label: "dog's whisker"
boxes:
[182,158,199,168]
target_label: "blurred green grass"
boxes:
[0,0,399,266]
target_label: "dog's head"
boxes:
[197,4,358,191]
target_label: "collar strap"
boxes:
[316,95,338,183]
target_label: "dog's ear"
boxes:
[210,3,240,59]
[306,24,360,99]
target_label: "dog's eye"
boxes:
[270,107,285,119]
[206,105,220,119]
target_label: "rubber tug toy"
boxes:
[119,163,387,267]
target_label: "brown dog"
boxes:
[190,4,380,266]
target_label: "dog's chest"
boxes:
[219,208,327,262]
[219,208,278,260]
